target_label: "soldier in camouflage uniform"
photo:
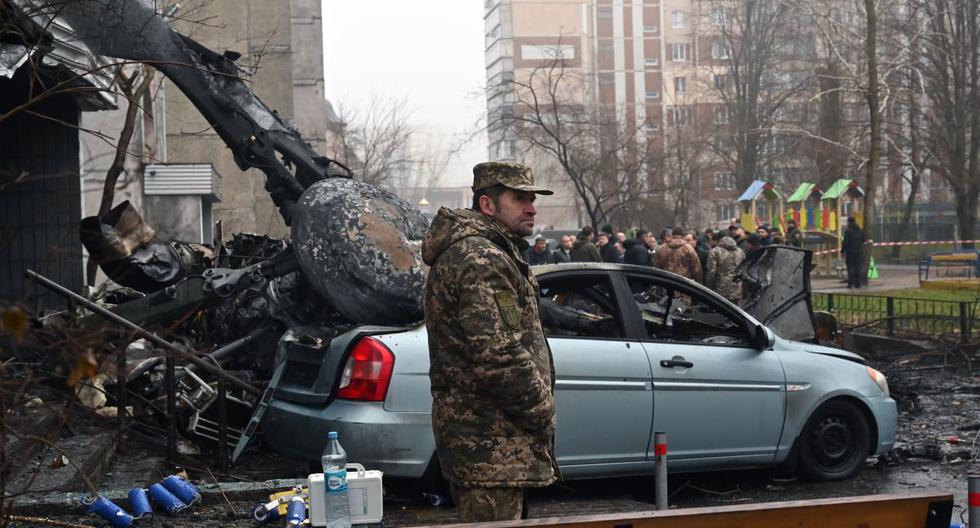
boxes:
[705,235,746,303]
[422,161,559,523]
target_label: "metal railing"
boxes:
[812,292,980,341]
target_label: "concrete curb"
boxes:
[7,478,307,516]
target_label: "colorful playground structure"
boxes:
[735,178,866,276]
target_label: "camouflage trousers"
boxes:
[450,485,527,523]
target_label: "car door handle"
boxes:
[660,359,694,369]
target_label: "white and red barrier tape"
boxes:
[812,239,980,256]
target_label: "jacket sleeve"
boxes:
[453,247,554,434]
[688,247,703,283]
[706,251,718,289]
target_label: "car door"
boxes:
[537,271,654,476]
[622,273,786,471]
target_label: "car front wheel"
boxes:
[797,400,871,481]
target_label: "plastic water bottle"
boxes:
[321,431,351,528]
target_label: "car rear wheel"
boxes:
[797,400,871,481]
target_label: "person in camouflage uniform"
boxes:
[422,161,559,523]
[705,235,746,303]
[654,227,703,282]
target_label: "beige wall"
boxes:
[165,0,327,238]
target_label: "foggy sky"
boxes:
[321,0,488,187]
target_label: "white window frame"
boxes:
[646,90,660,100]
[674,76,687,96]
[670,43,691,62]
[671,11,686,29]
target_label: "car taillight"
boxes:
[337,337,395,401]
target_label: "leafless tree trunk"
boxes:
[862,0,881,241]
[920,0,980,247]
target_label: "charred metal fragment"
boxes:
[79,201,209,293]
[737,245,817,342]
[291,179,428,325]
[47,0,351,224]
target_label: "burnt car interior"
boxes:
[626,276,750,347]
[538,276,622,339]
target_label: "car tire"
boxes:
[797,399,871,481]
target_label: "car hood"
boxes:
[777,337,867,365]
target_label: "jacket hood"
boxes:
[421,207,526,265]
[666,237,686,249]
[719,236,738,250]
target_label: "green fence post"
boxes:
[827,293,834,312]
[960,302,970,343]
[886,297,895,336]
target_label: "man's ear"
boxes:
[479,194,497,216]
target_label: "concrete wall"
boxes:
[165,0,328,238]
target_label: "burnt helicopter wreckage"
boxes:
[24,0,819,463]
[18,0,426,460]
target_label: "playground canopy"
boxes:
[787,182,822,203]
[822,178,865,201]
[737,180,782,202]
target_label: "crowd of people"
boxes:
[525,219,809,303]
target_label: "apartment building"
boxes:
[485,0,745,229]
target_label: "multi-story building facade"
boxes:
[485,0,746,230]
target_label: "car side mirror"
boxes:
[753,325,775,350]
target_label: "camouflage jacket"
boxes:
[705,237,745,302]
[422,207,558,489]
[654,238,703,282]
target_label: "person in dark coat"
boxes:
[552,235,573,263]
[624,230,653,266]
[600,237,623,263]
[841,217,866,289]
[570,226,602,262]
[525,235,554,266]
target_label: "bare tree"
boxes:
[701,0,814,190]
[334,96,416,188]
[494,51,657,228]
[918,0,980,246]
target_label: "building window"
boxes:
[674,76,686,96]
[644,25,659,34]
[598,73,615,85]
[671,11,686,29]
[671,106,691,125]
[645,120,660,131]
[714,171,736,190]
[710,6,728,25]
[646,90,660,100]
[521,44,575,60]
[711,40,730,59]
[713,73,729,91]
[713,106,730,125]
[670,43,691,61]
[645,57,660,68]
[716,203,737,222]
[598,5,613,18]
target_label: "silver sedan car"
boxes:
[265,262,896,485]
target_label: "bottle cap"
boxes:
[328,431,338,439]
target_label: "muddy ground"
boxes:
[4,338,979,527]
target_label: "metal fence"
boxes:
[812,293,980,341]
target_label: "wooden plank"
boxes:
[426,491,953,528]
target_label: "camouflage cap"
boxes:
[471,161,553,195]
